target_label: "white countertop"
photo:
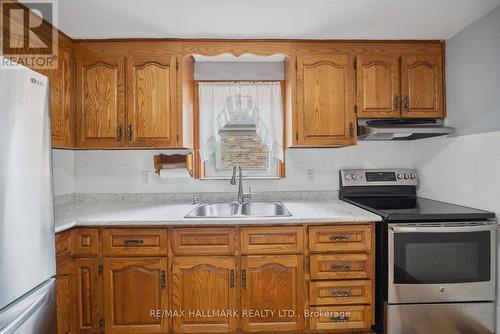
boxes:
[54,198,382,233]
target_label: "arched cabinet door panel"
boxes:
[103,258,168,334]
[127,55,180,147]
[401,55,444,118]
[172,256,238,333]
[76,56,125,148]
[241,255,305,332]
[356,55,400,118]
[296,54,356,147]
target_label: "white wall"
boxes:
[52,149,74,196]
[194,61,284,80]
[68,141,413,194]
[445,6,500,135]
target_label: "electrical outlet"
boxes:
[142,171,152,184]
[306,169,315,181]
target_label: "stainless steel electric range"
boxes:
[339,169,497,334]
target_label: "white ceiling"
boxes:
[54,0,500,40]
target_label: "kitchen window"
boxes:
[197,82,284,179]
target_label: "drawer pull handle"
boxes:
[331,290,351,297]
[124,239,144,245]
[329,235,349,241]
[330,312,351,322]
[331,263,352,271]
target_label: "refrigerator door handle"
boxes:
[0,294,47,334]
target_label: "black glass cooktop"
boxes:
[343,196,495,222]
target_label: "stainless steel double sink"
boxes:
[185,201,292,218]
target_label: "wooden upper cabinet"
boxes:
[172,256,237,333]
[127,55,180,147]
[241,255,304,332]
[76,55,125,147]
[401,55,444,118]
[103,258,168,334]
[296,54,356,147]
[50,48,74,148]
[356,55,400,118]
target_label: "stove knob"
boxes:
[410,174,417,179]
[352,175,358,180]
[404,174,410,179]
[397,174,404,180]
[345,174,352,180]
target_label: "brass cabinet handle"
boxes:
[394,95,400,111]
[160,270,166,289]
[230,270,235,288]
[330,263,352,271]
[242,270,247,288]
[330,312,351,322]
[331,290,352,297]
[403,96,409,112]
[329,235,348,241]
[117,126,123,141]
[127,125,133,141]
[348,122,354,138]
[123,239,144,245]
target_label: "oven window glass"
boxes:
[393,231,490,284]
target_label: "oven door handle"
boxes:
[390,224,500,233]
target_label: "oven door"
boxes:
[388,222,497,304]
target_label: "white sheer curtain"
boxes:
[198,82,284,162]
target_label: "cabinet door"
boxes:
[74,258,101,334]
[127,55,180,147]
[296,55,356,146]
[172,257,237,333]
[356,55,400,118]
[51,48,74,148]
[76,55,125,147]
[241,255,304,332]
[103,258,168,334]
[401,55,444,118]
[56,260,76,334]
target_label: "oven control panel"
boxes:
[340,169,418,186]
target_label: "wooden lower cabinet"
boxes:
[56,260,76,334]
[309,305,371,331]
[56,224,375,334]
[74,258,102,334]
[241,255,305,332]
[172,257,237,333]
[103,258,168,334]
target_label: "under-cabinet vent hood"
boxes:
[357,119,455,141]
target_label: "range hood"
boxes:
[357,119,455,141]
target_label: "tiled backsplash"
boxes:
[412,130,500,216]
[52,141,414,195]
[51,130,500,220]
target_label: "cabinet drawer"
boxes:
[310,280,371,306]
[103,229,168,256]
[55,231,73,262]
[241,226,304,254]
[309,305,371,331]
[310,254,371,280]
[171,227,235,255]
[309,225,372,253]
[72,228,99,256]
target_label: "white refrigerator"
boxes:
[0,58,56,333]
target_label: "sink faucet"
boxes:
[230,165,251,204]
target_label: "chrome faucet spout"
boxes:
[229,165,250,204]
